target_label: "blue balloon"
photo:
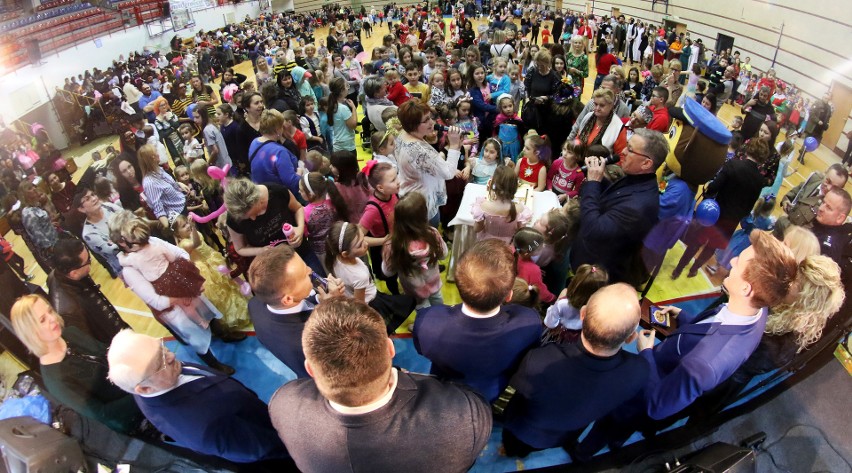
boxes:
[804,136,819,152]
[186,103,197,120]
[695,199,721,226]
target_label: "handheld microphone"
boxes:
[433,124,449,133]
[580,154,619,173]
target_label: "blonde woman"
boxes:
[10,295,144,434]
[255,56,272,87]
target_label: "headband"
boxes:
[303,173,313,195]
[339,222,349,252]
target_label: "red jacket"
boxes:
[387,81,412,106]
[647,105,671,133]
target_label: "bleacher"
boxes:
[0,3,125,71]
[115,0,164,24]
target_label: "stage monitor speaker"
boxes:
[25,40,41,64]
[669,442,756,473]
[0,416,85,473]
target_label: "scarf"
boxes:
[366,96,394,107]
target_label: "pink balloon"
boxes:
[217,265,230,275]
[207,164,230,181]
[189,204,227,224]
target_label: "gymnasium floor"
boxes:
[1,17,850,471]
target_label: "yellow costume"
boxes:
[181,237,251,330]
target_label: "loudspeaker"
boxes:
[0,416,85,473]
[669,442,756,473]
[161,1,170,18]
[25,40,41,64]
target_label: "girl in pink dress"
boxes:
[299,172,350,269]
[472,165,532,244]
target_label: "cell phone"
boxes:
[649,305,670,328]
[310,271,328,292]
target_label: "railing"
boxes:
[0,2,93,33]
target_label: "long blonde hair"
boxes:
[765,255,845,352]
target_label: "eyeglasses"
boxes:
[627,144,654,161]
[74,252,91,270]
[136,339,171,387]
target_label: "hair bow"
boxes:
[363,159,379,177]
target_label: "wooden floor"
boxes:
[4,18,848,337]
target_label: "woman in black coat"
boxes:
[522,49,561,133]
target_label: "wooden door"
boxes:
[612,7,620,18]
[556,0,563,12]
[825,81,852,156]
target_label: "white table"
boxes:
[446,183,561,281]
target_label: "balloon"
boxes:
[186,103,197,120]
[695,199,721,227]
[207,164,231,180]
[217,265,230,275]
[189,205,226,224]
[803,136,819,152]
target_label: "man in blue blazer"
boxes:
[247,245,344,378]
[577,231,798,458]
[570,128,670,286]
[414,240,541,403]
[107,330,290,464]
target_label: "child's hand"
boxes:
[461,167,471,181]
[288,225,305,247]
[558,193,568,203]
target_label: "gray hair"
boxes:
[633,128,670,169]
[223,178,261,220]
[602,74,623,91]
[364,76,387,98]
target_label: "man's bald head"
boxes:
[582,283,641,354]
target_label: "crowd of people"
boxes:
[1,0,851,470]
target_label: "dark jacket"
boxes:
[135,363,289,463]
[570,173,660,285]
[705,157,765,235]
[48,271,129,345]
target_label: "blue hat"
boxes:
[683,98,731,146]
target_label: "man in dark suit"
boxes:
[577,231,798,457]
[501,283,649,457]
[107,330,289,464]
[570,128,670,286]
[413,240,541,403]
[247,246,344,378]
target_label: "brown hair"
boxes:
[386,193,443,275]
[456,240,516,312]
[487,165,519,222]
[303,297,392,406]
[397,99,432,133]
[565,264,609,308]
[745,230,798,309]
[248,245,297,304]
[744,138,770,164]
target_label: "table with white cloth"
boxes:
[446,183,561,282]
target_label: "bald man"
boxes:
[501,283,650,457]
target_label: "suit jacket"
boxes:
[502,341,648,448]
[135,364,288,463]
[782,171,823,210]
[639,305,767,420]
[248,297,312,378]
[570,173,660,284]
[413,304,541,403]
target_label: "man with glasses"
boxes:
[570,128,670,286]
[107,330,290,465]
[48,238,129,344]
